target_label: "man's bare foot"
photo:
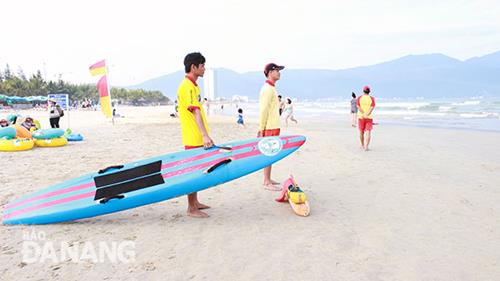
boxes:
[352,124,356,127]
[263,183,281,191]
[364,147,370,151]
[270,179,281,185]
[195,203,210,210]
[187,209,209,218]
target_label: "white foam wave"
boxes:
[452,100,481,106]
[459,113,489,118]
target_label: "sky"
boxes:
[1,0,500,86]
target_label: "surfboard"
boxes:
[289,199,310,217]
[275,175,310,217]
[3,135,306,224]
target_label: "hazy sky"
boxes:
[1,0,499,86]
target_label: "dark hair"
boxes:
[352,92,356,98]
[238,108,243,114]
[278,95,282,99]
[287,98,292,104]
[184,52,206,73]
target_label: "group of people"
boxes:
[0,99,65,130]
[176,52,376,218]
[176,53,289,218]
[0,115,38,131]
[235,91,298,129]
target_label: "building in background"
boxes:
[203,68,216,101]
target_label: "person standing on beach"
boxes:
[357,86,376,151]
[48,99,63,128]
[258,63,284,190]
[278,95,285,116]
[350,92,358,127]
[177,52,214,218]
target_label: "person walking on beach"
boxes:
[258,63,284,190]
[350,92,358,127]
[237,108,245,128]
[283,97,298,127]
[357,86,376,151]
[177,52,214,218]
[48,99,63,128]
[278,95,285,116]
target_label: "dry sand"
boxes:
[1,106,499,281]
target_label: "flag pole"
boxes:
[105,62,115,126]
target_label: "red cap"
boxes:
[363,86,371,93]
[264,63,285,77]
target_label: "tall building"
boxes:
[203,68,216,101]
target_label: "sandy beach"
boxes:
[1,106,499,281]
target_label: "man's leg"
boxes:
[359,131,365,148]
[364,130,371,151]
[187,193,209,218]
[263,165,280,190]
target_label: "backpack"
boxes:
[57,106,64,117]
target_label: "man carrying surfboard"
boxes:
[177,52,214,218]
[258,63,284,191]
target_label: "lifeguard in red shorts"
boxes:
[357,86,376,151]
[258,63,284,190]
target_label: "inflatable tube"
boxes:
[34,120,41,130]
[35,137,68,147]
[66,134,84,141]
[0,127,16,140]
[14,125,32,139]
[32,128,65,140]
[0,138,35,152]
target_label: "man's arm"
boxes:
[192,108,214,148]
[366,97,375,117]
[258,90,272,136]
[367,106,374,116]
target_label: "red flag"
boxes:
[97,75,112,117]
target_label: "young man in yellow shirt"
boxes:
[258,63,284,190]
[357,86,376,151]
[177,52,214,218]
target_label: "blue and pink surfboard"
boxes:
[3,135,306,224]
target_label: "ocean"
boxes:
[212,97,500,132]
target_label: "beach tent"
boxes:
[25,96,48,102]
[6,96,29,103]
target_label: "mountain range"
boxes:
[129,51,500,100]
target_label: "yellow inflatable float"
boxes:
[0,138,35,152]
[35,137,68,147]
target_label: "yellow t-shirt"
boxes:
[259,81,280,131]
[357,95,376,119]
[177,77,209,146]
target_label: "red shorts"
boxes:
[261,128,280,137]
[184,145,203,150]
[358,119,373,132]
